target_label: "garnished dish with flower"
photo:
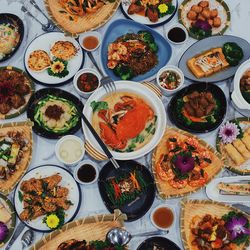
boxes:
[127,0,175,23]
[179,0,230,40]
[217,118,250,175]
[181,200,250,250]
[152,128,223,198]
[107,31,158,80]
[0,67,33,119]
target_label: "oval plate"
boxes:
[0,13,24,62]
[178,0,230,40]
[98,160,155,222]
[120,0,178,27]
[14,165,81,232]
[0,66,35,120]
[216,117,250,175]
[0,193,16,247]
[27,88,83,139]
[168,83,227,133]
[206,176,250,203]
[137,236,181,250]
[178,35,250,83]
[100,19,172,82]
[24,32,84,86]
[82,81,166,160]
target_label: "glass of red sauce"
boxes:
[74,160,99,185]
[78,31,101,52]
[150,204,175,230]
[73,68,101,98]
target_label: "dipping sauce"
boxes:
[59,139,83,163]
[77,164,96,183]
[167,27,187,43]
[82,36,99,50]
[159,70,181,90]
[152,206,174,229]
[77,72,99,92]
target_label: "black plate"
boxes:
[168,83,227,133]
[137,236,181,250]
[98,160,155,222]
[0,13,24,62]
[27,88,83,139]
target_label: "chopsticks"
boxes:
[78,109,120,169]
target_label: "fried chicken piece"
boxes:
[128,3,145,14]
[42,202,57,213]
[187,10,197,20]
[10,94,25,109]
[210,9,218,18]
[201,9,210,19]
[20,206,44,221]
[197,13,206,21]
[20,178,43,193]
[15,83,31,95]
[213,16,221,27]
[46,197,71,210]
[55,187,69,198]
[0,103,11,114]
[43,174,62,190]
[198,0,209,8]
[147,7,158,22]
[191,5,202,13]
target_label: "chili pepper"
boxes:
[129,171,141,190]
[111,180,121,199]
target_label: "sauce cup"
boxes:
[78,31,102,52]
[55,135,85,167]
[165,24,189,45]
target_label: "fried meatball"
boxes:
[187,10,197,20]
[201,9,210,19]
[15,83,31,95]
[198,0,209,8]
[208,19,214,26]
[0,103,11,114]
[197,13,206,21]
[210,9,218,18]
[10,94,25,109]
[213,16,221,27]
[191,5,203,13]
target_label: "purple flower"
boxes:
[193,20,212,31]
[174,154,195,174]
[218,121,240,144]
[226,216,250,240]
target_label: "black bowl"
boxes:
[98,160,156,222]
[0,13,24,62]
[168,83,227,133]
[27,88,83,139]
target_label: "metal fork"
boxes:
[87,51,116,93]
[21,6,55,32]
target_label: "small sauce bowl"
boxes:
[74,160,99,185]
[78,31,102,52]
[150,204,175,231]
[55,135,85,167]
[156,65,184,96]
[73,68,101,98]
[166,24,188,45]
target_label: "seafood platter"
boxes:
[0,0,250,249]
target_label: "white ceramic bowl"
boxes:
[55,135,85,166]
[78,31,102,52]
[156,65,184,96]
[150,204,175,231]
[73,68,101,98]
[165,24,189,45]
[232,59,250,116]
[82,81,167,160]
[74,160,99,185]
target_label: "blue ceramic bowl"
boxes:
[100,19,172,82]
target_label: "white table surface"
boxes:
[0,0,250,249]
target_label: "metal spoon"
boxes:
[21,229,34,249]
[106,227,168,246]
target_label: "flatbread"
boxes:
[50,41,77,61]
[28,50,51,71]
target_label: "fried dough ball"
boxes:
[191,5,203,13]
[208,19,213,26]
[210,9,218,18]
[0,103,11,114]
[213,16,221,27]
[197,14,206,21]
[201,9,210,19]
[198,1,209,8]
[187,10,197,20]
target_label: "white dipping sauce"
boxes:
[59,139,83,163]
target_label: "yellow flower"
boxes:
[45,214,60,229]
[158,3,168,14]
[51,61,65,73]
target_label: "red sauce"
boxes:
[82,36,99,50]
[77,73,98,92]
[153,207,174,229]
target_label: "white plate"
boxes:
[206,176,250,203]
[14,165,81,232]
[121,0,177,27]
[24,32,83,85]
[82,81,166,160]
